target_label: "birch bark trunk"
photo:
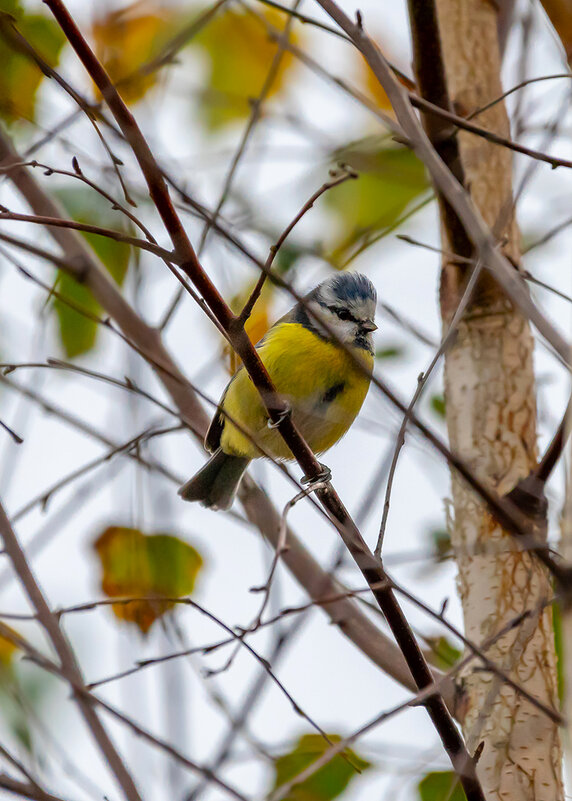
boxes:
[432,2,563,798]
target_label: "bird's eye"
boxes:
[329,306,354,322]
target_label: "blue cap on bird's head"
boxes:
[316,272,377,307]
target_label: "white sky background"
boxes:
[0,0,571,800]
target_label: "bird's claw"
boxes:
[267,403,292,429]
[301,463,332,487]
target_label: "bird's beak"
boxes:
[362,320,377,332]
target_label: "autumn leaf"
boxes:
[52,187,131,359]
[93,526,203,634]
[91,1,179,104]
[271,734,371,801]
[193,7,300,130]
[324,136,429,266]
[224,281,274,374]
[553,605,564,705]
[0,0,66,124]
[430,528,452,562]
[0,625,19,669]
[354,34,415,113]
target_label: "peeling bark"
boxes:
[434,1,563,798]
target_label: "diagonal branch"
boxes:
[311,0,572,369]
[0,500,143,801]
[0,774,74,801]
[41,3,483,797]
[0,122,429,712]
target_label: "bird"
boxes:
[178,272,377,510]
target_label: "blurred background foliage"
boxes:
[0,0,569,799]
[0,0,430,365]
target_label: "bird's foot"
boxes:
[301,462,332,488]
[267,402,292,429]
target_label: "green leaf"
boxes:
[193,8,300,130]
[53,273,101,359]
[430,394,446,419]
[271,733,371,801]
[431,528,451,561]
[51,187,131,358]
[424,636,462,671]
[418,771,465,801]
[375,344,406,360]
[324,137,429,266]
[0,1,66,124]
[0,626,54,756]
[273,244,306,276]
[94,526,203,634]
[54,187,131,283]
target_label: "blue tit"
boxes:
[178,272,377,510]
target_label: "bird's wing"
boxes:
[205,380,234,453]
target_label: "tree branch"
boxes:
[40,2,485,796]
[0,500,143,801]
[0,773,74,801]
[0,121,430,714]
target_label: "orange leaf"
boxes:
[93,526,203,634]
[225,282,274,374]
[0,625,19,668]
[354,35,414,113]
[91,1,178,104]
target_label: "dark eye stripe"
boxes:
[328,305,357,323]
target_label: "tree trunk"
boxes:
[414,1,564,798]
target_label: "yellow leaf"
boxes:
[225,282,274,374]
[354,36,414,113]
[195,8,300,130]
[93,526,203,634]
[0,625,19,668]
[360,61,393,112]
[92,1,178,104]
[0,2,66,123]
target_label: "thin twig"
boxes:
[375,260,484,556]
[0,501,143,801]
[238,166,356,323]
[0,209,175,260]
[0,128,424,706]
[0,374,182,484]
[42,3,483,791]
[0,773,75,801]
[254,6,572,171]
[247,482,330,630]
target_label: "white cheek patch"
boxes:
[307,301,355,342]
[307,300,335,338]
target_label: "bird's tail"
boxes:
[178,449,250,511]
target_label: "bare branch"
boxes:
[41,6,478,793]
[0,500,143,801]
[0,126,426,714]
[238,166,356,323]
[0,773,75,801]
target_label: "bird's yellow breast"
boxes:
[219,322,373,460]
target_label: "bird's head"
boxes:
[300,273,377,352]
